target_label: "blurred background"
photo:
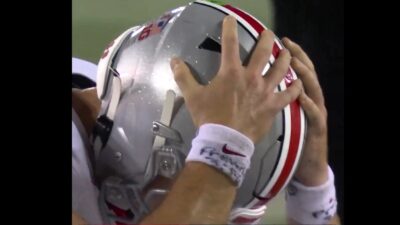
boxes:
[73,0,343,223]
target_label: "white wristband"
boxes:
[186,123,255,187]
[286,166,338,224]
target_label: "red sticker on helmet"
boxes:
[138,13,173,41]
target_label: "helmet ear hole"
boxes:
[198,37,221,53]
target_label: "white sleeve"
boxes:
[72,117,103,224]
[72,57,98,82]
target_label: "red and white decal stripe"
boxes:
[195,0,305,216]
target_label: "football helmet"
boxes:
[91,1,306,224]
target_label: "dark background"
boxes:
[274,0,344,221]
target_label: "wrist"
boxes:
[294,162,329,186]
[186,123,255,187]
[307,124,328,139]
[197,120,256,143]
[286,166,337,225]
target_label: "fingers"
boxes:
[170,57,200,98]
[221,16,241,69]
[263,49,291,91]
[291,57,325,106]
[247,30,275,77]
[273,79,303,110]
[298,90,322,122]
[282,37,315,71]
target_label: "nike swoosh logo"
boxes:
[222,144,245,157]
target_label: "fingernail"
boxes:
[225,15,235,22]
[170,57,180,70]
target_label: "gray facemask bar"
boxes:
[96,89,186,224]
[143,90,185,183]
[99,176,150,224]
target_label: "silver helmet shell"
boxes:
[92,1,306,224]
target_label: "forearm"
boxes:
[294,134,329,186]
[141,124,253,224]
[72,211,87,225]
[140,162,236,224]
